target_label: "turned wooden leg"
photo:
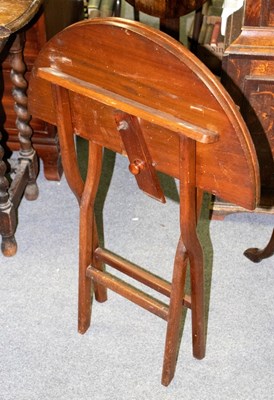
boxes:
[10,33,38,201]
[0,146,17,256]
[114,0,122,16]
[0,32,39,257]
[162,237,188,386]
[244,229,274,262]
[190,7,203,53]
[160,18,180,40]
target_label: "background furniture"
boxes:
[87,0,207,41]
[1,0,83,181]
[211,0,274,219]
[28,18,259,386]
[244,228,274,262]
[0,0,43,256]
[87,0,120,17]
[124,0,207,40]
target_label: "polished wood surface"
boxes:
[0,0,41,255]
[0,0,41,38]
[29,18,259,209]
[28,18,260,385]
[1,0,84,181]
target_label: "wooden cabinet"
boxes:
[212,0,274,218]
[1,0,83,180]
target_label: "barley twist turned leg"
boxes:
[0,145,17,256]
[0,35,17,256]
[10,33,38,200]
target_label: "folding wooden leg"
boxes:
[52,82,204,382]
[188,242,205,359]
[92,217,108,303]
[179,136,205,360]
[162,137,205,386]
[51,85,107,333]
[78,141,107,334]
[162,237,188,386]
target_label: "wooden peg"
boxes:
[115,111,166,203]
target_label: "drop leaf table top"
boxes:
[0,0,42,44]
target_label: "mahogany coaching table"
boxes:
[28,18,260,385]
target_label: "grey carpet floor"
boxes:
[0,151,273,400]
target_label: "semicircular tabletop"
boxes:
[28,17,260,211]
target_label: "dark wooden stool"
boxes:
[124,0,206,41]
[28,18,259,386]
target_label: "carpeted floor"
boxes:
[0,150,273,399]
